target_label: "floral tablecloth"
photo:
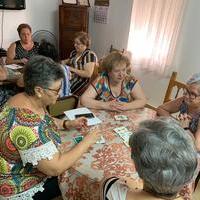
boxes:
[59,108,156,200]
[58,108,197,200]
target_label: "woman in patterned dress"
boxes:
[6,23,39,65]
[81,51,147,112]
[0,56,101,200]
[61,31,98,95]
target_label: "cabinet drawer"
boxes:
[59,6,88,29]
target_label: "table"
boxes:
[59,108,156,200]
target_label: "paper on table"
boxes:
[5,64,23,70]
[64,107,102,126]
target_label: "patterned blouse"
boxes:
[92,72,137,102]
[0,105,61,199]
[15,40,39,60]
[69,49,97,94]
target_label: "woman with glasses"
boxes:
[157,73,200,151]
[61,31,98,95]
[0,56,101,200]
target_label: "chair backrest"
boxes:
[163,72,187,103]
[47,95,78,117]
[109,45,124,53]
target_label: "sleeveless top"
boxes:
[92,72,137,102]
[69,48,97,94]
[15,40,39,60]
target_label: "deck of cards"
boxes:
[114,115,128,121]
[113,126,132,146]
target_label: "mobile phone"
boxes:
[75,113,95,119]
[73,135,84,144]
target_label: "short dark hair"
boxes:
[17,23,32,36]
[74,32,91,48]
[38,41,59,62]
[23,56,64,96]
[129,117,197,199]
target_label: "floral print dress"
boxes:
[0,104,61,200]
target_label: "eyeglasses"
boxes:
[43,87,61,95]
[74,41,83,46]
[183,88,200,99]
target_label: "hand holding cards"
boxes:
[114,126,132,146]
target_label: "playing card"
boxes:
[96,136,106,144]
[113,126,129,134]
[73,135,84,144]
[113,126,132,145]
[114,115,128,121]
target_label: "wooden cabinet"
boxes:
[59,5,89,59]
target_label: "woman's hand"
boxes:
[103,101,127,112]
[69,117,88,129]
[0,66,8,81]
[20,58,28,64]
[83,126,102,145]
[177,113,191,129]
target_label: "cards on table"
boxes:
[73,135,84,144]
[113,126,132,146]
[114,115,128,121]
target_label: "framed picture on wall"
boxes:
[62,0,77,4]
[77,0,90,7]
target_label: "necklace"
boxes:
[24,93,45,116]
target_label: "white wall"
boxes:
[1,0,199,107]
[174,0,200,81]
[0,0,62,49]
[88,0,133,58]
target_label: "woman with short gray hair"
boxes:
[102,118,197,200]
[0,56,101,200]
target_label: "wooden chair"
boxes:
[145,71,187,110]
[110,45,124,53]
[163,71,187,103]
[47,95,78,118]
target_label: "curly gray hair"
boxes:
[129,117,197,199]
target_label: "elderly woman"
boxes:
[157,73,200,151]
[6,23,39,65]
[0,59,23,108]
[38,41,71,97]
[81,51,147,112]
[102,118,198,200]
[0,56,101,200]
[61,31,97,95]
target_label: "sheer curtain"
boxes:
[127,0,186,75]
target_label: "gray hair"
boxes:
[129,117,197,198]
[187,72,200,85]
[24,55,64,95]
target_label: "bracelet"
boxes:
[63,119,69,130]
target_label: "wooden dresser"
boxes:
[59,5,89,60]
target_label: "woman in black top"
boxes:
[6,23,39,65]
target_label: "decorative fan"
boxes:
[32,30,58,48]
